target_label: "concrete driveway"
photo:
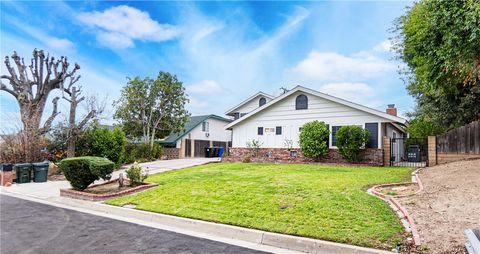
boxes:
[0,195,266,254]
[117,157,220,177]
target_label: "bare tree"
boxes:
[0,49,80,162]
[63,84,105,157]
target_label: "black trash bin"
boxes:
[15,163,32,183]
[32,162,49,182]
[205,147,212,158]
[2,164,13,171]
[211,147,219,157]
[407,145,421,162]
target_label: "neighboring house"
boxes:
[225,92,275,120]
[225,86,408,164]
[159,115,232,158]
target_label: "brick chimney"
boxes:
[386,104,397,116]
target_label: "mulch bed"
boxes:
[60,178,158,201]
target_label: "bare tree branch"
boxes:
[38,97,60,135]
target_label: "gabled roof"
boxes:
[226,85,408,129]
[225,91,274,115]
[159,114,232,144]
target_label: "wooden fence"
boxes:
[431,120,480,165]
[436,120,480,154]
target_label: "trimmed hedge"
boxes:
[299,121,330,160]
[336,125,370,163]
[60,156,115,190]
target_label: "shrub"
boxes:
[246,139,263,157]
[299,121,330,160]
[76,123,126,168]
[59,156,115,190]
[335,125,370,163]
[124,143,163,164]
[242,154,252,163]
[125,162,148,186]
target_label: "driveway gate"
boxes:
[390,138,428,167]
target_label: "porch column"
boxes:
[179,139,186,159]
[190,139,195,158]
[383,136,390,166]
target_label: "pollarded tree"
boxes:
[1,49,80,162]
[114,71,190,149]
[63,85,105,157]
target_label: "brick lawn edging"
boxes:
[60,179,159,201]
[224,148,384,166]
[367,168,424,246]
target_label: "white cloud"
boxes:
[78,5,180,49]
[291,51,395,82]
[373,39,393,53]
[187,97,207,109]
[318,82,374,102]
[5,16,74,50]
[186,80,223,94]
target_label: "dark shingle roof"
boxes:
[159,115,231,144]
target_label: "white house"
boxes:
[159,115,232,158]
[225,86,407,151]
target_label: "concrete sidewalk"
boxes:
[1,158,219,199]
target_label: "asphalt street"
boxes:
[0,195,268,254]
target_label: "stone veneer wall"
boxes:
[163,148,180,160]
[224,148,384,166]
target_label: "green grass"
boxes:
[106,163,412,249]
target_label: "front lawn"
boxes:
[106,163,412,249]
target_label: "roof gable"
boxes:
[225,91,274,115]
[226,86,407,129]
[160,115,231,144]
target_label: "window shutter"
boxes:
[276,126,282,135]
[332,126,341,146]
[365,123,378,148]
[258,127,263,135]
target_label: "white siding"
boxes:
[232,91,392,149]
[234,95,272,115]
[176,118,232,148]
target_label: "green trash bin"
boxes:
[32,162,49,183]
[15,163,32,183]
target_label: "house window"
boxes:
[202,122,209,132]
[365,123,378,148]
[276,126,282,135]
[295,94,308,110]
[234,113,240,120]
[331,126,341,146]
[264,127,275,134]
[259,97,266,107]
[258,127,264,135]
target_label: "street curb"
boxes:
[1,192,392,254]
[57,197,393,254]
[367,168,424,246]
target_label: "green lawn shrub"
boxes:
[124,143,163,164]
[336,125,370,162]
[125,162,148,186]
[299,121,330,160]
[60,156,115,190]
[76,123,126,168]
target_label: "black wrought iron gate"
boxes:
[390,138,428,167]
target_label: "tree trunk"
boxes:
[19,100,45,162]
[66,87,78,157]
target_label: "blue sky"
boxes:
[0,1,414,132]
